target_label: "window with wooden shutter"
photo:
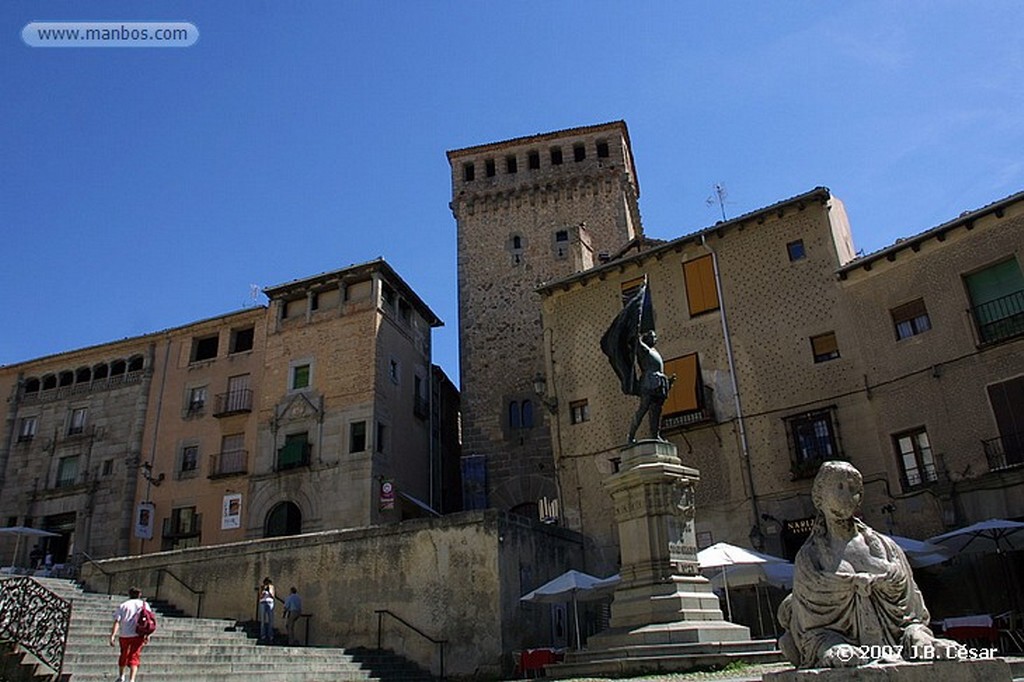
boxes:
[683,255,719,316]
[663,353,701,416]
[810,332,840,363]
[891,298,931,340]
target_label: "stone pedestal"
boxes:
[551,440,779,677]
[589,439,751,646]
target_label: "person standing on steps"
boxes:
[257,576,276,643]
[284,586,303,645]
[109,587,150,682]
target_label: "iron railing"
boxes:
[983,432,1024,472]
[0,576,72,677]
[162,513,202,540]
[156,568,204,618]
[970,290,1024,345]
[276,443,312,472]
[661,385,716,432]
[375,609,446,681]
[213,389,253,417]
[208,450,248,478]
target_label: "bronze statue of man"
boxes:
[627,329,674,442]
[601,279,675,442]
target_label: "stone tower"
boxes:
[448,121,642,516]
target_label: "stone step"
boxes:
[550,639,784,678]
[8,578,435,682]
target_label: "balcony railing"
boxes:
[983,432,1024,472]
[276,442,312,471]
[971,290,1024,345]
[661,385,716,432]
[208,449,248,478]
[902,461,940,489]
[213,389,253,417]
[162,513,202,539]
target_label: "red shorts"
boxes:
[118,636,146,667]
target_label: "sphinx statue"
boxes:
[778,461,964,667]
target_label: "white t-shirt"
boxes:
[114,598,145,637]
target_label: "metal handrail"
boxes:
[156,568,205,617]
[374,609,446,681]
[0,576,72,677]
[77,550,114,595]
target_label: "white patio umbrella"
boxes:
[928,519,1024,613]
[927,519,1024,555]
[520,569,620,649]
[698,542,788,622]
[888,535,952,568]
[0,526,59,569]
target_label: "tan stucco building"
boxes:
[0,259,458,565]
[537,186,1024,575]
[448,121,1022,579]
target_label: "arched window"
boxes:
[127,355,144,372]
[264,502,302,538]
[510,502,539,521]
[110,360,126,376]
[42,375,57,390]
[93,363,109,380]
[512,235,522,250]
[521,400,534,429]
[508,401,521,430]
[24,378,40,394]
[59,371,73,387]
[75,367,91,384]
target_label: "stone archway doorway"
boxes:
[264,501,302,538]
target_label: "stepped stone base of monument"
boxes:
[763,658,1012,681]
[547,635,783,678]
[545,575,783,678]
[543,439,784,678]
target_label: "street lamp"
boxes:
[532,373,558,414]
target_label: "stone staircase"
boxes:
[4,577,434,682]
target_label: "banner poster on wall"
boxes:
[222,493,242,530]
[379,479,395,511]
[134,502,155,540]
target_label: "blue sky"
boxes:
[2,2,1022,384]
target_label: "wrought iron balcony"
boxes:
[661,385,716,432]
[208,449,248,478]
[970,290,1024,345]
[983,432,1024,472]
[162,513,202,539]
[213,389,253,417]
[901,460,940,490]
[276,442,312,471]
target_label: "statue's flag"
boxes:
[600,278,655,396]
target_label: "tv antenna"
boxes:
[248,284,262,308]
[706,183,730,221]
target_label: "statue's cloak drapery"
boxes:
[601,281,655,396]
[782,518,931,667]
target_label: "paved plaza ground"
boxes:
[512,662,793,682]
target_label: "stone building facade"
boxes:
[537,184,1023,574]
[0,259,458,565]
[0,339,157,562]
[448,121,642,517]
